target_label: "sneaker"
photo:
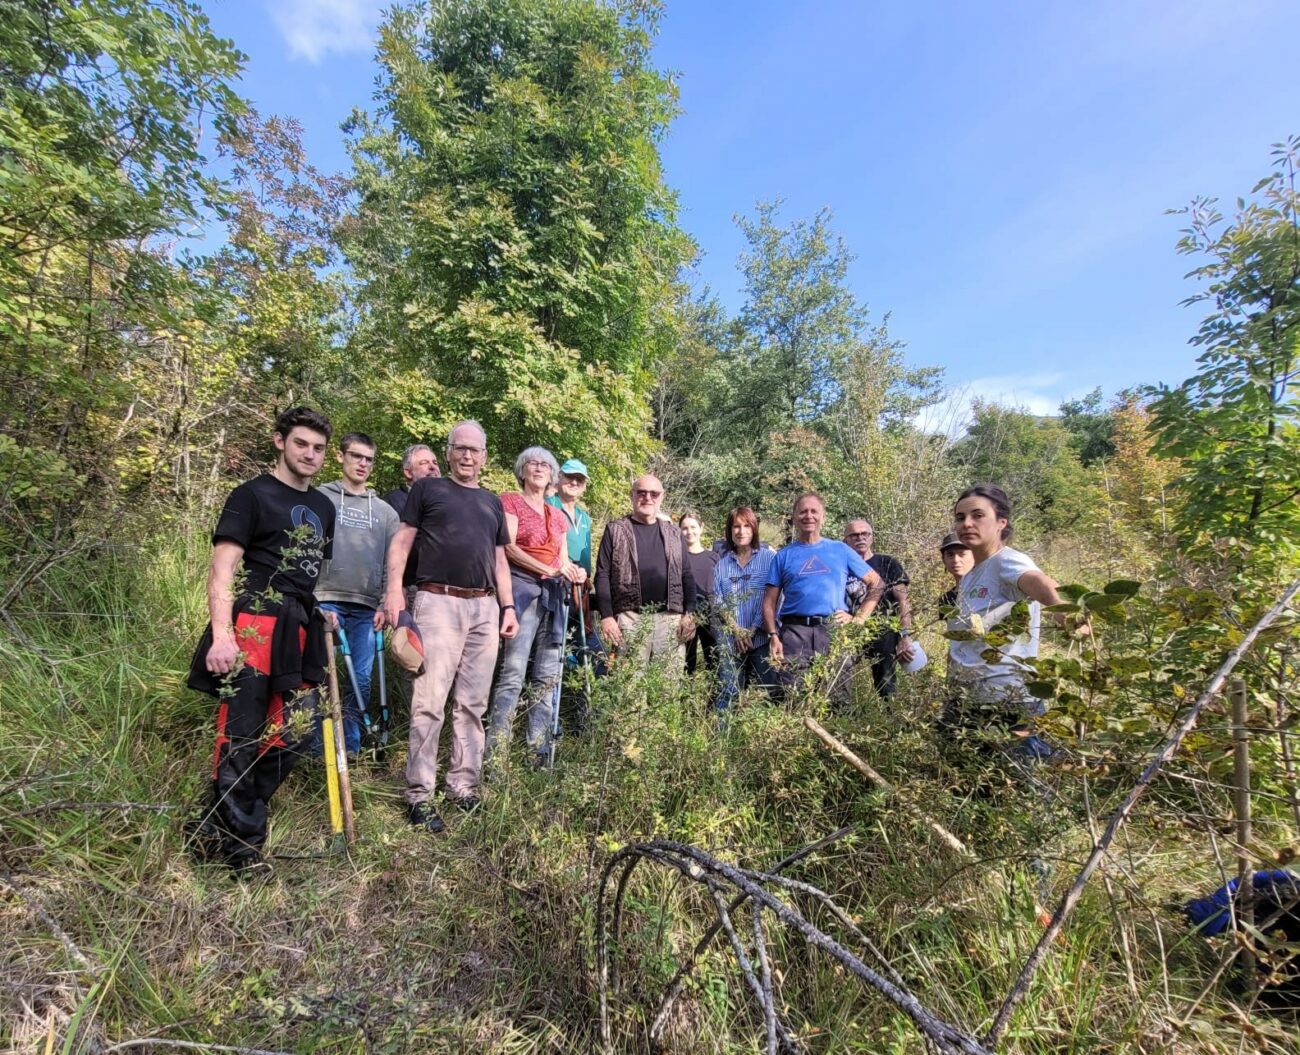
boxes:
[406,801,446,834]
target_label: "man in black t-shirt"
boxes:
[844,519,914,699]
[184,407,337,875]
[383,420,518,832]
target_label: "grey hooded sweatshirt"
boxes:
[316,481,400,608]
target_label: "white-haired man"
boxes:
[384,421,518,831]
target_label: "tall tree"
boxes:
[953,401,1097,537]
[1149,139,1300,573]
[340,0,691,493]
[655,202,941,522]
[0,0,244,604]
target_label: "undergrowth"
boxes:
[1,533,1295,1054]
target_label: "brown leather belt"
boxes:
[418,582,494,600]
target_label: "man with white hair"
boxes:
[383,421,518,831]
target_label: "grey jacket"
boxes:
[315,481,400,608]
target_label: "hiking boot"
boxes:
[444,791,481,813]
[406,801,446,834]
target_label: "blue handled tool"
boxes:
[335,622,375,743]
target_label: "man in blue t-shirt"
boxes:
[762,493,882,701]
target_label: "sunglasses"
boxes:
[634,489,663,499]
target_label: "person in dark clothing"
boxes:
[383,443,440,519]
[680,512,719,675]
[594,474,697,669]
[184,406,337,876]
[843,519,914,698]
[936,532,973,611]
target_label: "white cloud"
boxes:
[269,0,382,63]
[916,373,1076,438]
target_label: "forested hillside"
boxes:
[2,1,1298,1053]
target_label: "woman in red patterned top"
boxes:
[485,447,586,768]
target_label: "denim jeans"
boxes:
[317,601,375,755]
[485,590,563,764]
[715,637,775,711]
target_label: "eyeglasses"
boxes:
[524,459,552,470]
[562,473,587,483]
[343,451,375,464]
[450,444,485,456]
[634,489,663,499]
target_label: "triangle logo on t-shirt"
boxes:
[796,556,832,576]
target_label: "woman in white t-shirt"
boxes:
[947,485,1082,750]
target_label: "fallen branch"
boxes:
[6,801,176,819]
[101,1040,293,1055]
[649,825,853,1048]
[599,840,992,1055]
[804,716,972,858]
[1,865,100,975]
[985,575,1300,1046]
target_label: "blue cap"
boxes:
[560,459,589,478]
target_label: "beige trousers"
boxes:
[616,610,685,672]
[405,591,500,802]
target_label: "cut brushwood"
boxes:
[803,716,972,858]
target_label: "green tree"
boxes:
[654,203,941,523]
[953,401,1097,537]
[0,0,244,603]
[1058,387,1116,466]
[1148,139,1300,573]
[340,0,691,495]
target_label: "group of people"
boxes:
[183,406,1079,874]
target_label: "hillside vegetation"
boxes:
[2,1,1299,1053]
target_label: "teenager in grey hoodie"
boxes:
[314,431,399,755]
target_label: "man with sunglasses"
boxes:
[314,431,400,756]
[594,474,697,668]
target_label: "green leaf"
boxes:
[1103,580,1141,597]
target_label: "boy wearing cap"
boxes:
[937,533,974,610]
[936,532,974,736]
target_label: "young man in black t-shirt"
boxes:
[184,407,337,874]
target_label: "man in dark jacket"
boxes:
[594,474,696,669]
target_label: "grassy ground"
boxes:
[1,534,1295,1054]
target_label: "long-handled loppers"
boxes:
[334,623,376,747]
[374,628,390,755]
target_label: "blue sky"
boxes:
[206,0,1300,425]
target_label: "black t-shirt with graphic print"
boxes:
[212,474,336,601]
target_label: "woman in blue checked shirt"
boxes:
[712,506,777,711]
